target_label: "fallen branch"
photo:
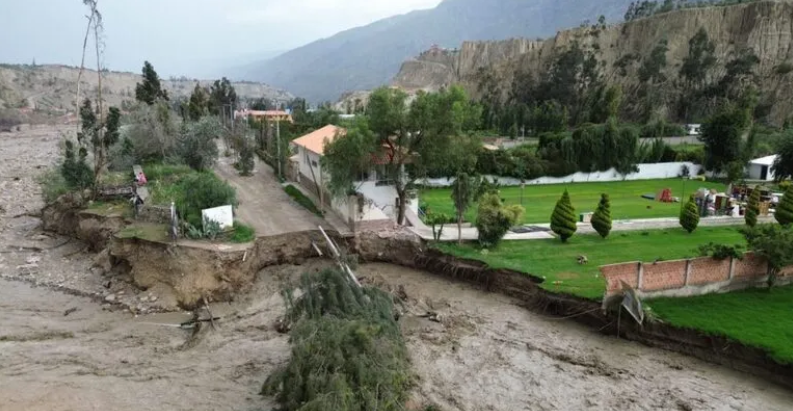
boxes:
[202,295,217,330]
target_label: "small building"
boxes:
[234,109,293,123]
[289,125,416,231]
[686,124,702,136]
[747,155,778,181]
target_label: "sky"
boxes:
[0,0,442,79]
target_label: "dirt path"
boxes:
[213,148,326,236]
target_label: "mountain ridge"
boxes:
[240,0,634,102]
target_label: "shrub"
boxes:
[774,62,793,75]
[475,192,524,248]
[425,210,452,241]
[284,184,322,216]
[550,190,577,242]
[742,224,793,287]
[776,186,793,226]
[262,269,411,411]
[229,221,255,243]
[237,143,255,176]
[60,140,94,190]
[591,193,612,239]
[185,218,222,240]
[679,195,700,233]
[37,168,70,204]
[745,187,761,227]
[179,117,221,171]
[174,172,237,226]
[698,242,744,260]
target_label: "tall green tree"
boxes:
[134,61,169,105]
[323,86,481,225]
[775,186,793,226]
[745,187,761,227]
[680,195,700,233]
[699,103,751,173]
[208,77,238,117]
[188,84,209,121]
[75,98,120,183]
[551,190,577,243]
[451,172,479,245]
[591,193,612,238]
[680,27,716,90]
[772,130,793,182]
[742,224,793,287]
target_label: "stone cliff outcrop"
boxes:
[392,1,793,123]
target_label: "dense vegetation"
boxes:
[262,269,411,411]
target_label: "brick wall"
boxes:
[688,258,730,285]
[642,260,687,292]
[601,262,640,291]
[601,252,792,299]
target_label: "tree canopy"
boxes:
[135,61,169,105]
[208,77,238,116]
[323,85,481,224]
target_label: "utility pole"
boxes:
[276,118,282,180]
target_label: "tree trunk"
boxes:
[457,214,463,245]
[396,188,406,226]
[75,12,95,132]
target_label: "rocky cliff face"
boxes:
[392,1,793,124]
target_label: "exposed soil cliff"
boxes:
[392,1,793,123]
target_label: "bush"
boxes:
[185,219,222,240]
[284,184,322,216]
[237,143,255,176]
[262,269,411,411]
[745,187,761,227]
[425,211,452,241]
[60,140,94,190]
[774,62,793,75]
[174,172,237,226]
[591,193,612,238]
[179,117,221,171]
[229,221,256,243]
[37,168,70,204]
[776,186,793,226]
[120,102,180,164]
[475,193,524,248]
[679,195,700,233]
[698,242,744,260]
[0,109,23,130]
[550,190,577,242]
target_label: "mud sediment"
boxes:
[39,200,793,389]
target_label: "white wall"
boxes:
[747,163,775,181]
[418,162,702,188]
[332,196,391,224]
[298,147,323,185]
[356,181,419,219]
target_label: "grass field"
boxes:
[649,286,793,364]
[420,178,725,224]
[434,226,745,299]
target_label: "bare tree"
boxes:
[74,1,96,122]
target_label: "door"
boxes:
[760,165,768,181]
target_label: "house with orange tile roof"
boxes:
[289,125,418,230]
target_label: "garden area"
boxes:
[421,178,725,224]
[434,226,745,299]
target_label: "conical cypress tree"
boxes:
[551,190,577,243]
[776,186,793,226]
[745,187,761,227]
[591,193,612,238]
[680,195,700,233]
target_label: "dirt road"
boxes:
[213,148,327,236]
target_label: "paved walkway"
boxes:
[409,215,773,242]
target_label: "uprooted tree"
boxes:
[322,85,481,224]
[262,268,411,411]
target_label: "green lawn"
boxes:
[421,178,725,224]
[434,227,745,299]
[649,286,793,364]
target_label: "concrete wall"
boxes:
[601,252,793,299]
[747,163,775,181]
[297,147,323,185]
[419,162,701,188]
[356,181,419,219]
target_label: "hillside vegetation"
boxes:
[0,64,292,116]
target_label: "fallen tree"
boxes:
[262,268,411,411]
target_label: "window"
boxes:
[311,160,318,167]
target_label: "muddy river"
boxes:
[2,261,792,411]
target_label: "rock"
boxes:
[92,248,113,274]
[104,294,116,302]
[139,295,149,302]
[25,256,41,264]
[117,290,125,295]
[148,295,158,302]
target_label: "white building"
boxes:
[747,155,778,181]
[289,125,417,231]
[686,124,702,136]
